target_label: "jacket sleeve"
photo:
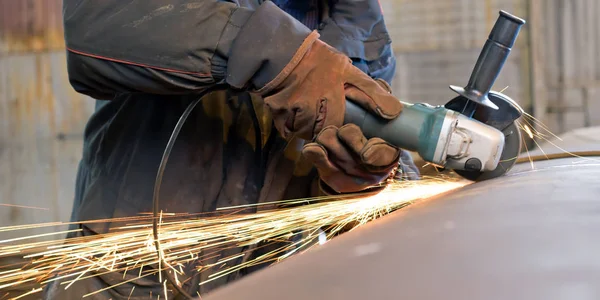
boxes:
[318,0,396,84]
[304,0,399,199]
[63,0,312,100]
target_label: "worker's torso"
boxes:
[74,92,316,228]
[72,0,327,228]
[59,1,397,298]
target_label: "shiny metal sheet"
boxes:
[204,128,600,300]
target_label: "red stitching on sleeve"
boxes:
[67,48,212,77]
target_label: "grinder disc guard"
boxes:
[445,91,523,181]
[440,10,525,181]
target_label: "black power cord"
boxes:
[152,85,227,300]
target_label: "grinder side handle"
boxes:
[449,11,526,110]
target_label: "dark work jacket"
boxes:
[44,1,412,299]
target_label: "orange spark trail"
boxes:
[0,177,468,299]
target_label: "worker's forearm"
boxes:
[319,0,389,57]
[63,1,310,99]
[226,1,311,90]
[318,0,395,83]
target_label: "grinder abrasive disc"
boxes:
[445,91,523,181]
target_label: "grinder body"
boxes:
[343,11,526,181]
[345,101,505,173]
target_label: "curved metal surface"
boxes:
[204,128,600,300]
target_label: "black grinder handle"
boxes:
[465,11,526,98]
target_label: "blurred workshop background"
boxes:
[0,0,599,241]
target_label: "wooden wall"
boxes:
[0,0,95,241]
[381,0,532,111]
[529,0,600,133]
[382,0,600,134]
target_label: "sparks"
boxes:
[0,176,467,299]
[0,204,49,211]
[516,113,600,167]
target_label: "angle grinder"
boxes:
[344,10,526,182]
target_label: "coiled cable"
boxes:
[152,85,227,300]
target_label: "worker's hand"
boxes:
[302,124,400,194]
[256,31,403,141]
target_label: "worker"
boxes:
[44,0,420,299]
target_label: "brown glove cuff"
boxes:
[256,30,321,95]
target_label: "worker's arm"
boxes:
[303,0,418,195]
[64,0,408,194]
[63,1,311,99]
[318,0,396,84]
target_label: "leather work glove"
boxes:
[302,123,401,194]
[255,31,407,194]
[256,31,403,141]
